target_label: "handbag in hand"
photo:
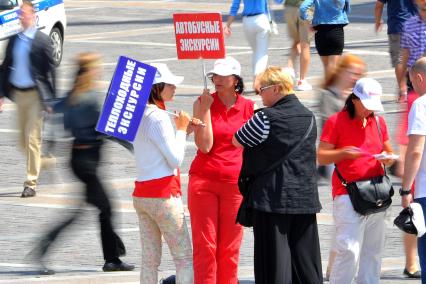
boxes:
[334,116,394,215]
[236,115,314,227]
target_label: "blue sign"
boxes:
[96,56,157,142]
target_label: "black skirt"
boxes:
[314,24,345,56]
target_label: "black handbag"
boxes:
[236,115,314,227]
[335,167,394,215]
[334,116,394,215]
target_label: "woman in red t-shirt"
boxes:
[188,57,254,284]
[317,78,396,283]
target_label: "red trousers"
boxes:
[188,175,243,284]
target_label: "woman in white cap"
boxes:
[132,63,200,284]
[317,78,397,284]
[188,56,254,284]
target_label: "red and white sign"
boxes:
[173,13,225,60]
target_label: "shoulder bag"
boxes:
[334,116,394,215]
[236,115,314,227]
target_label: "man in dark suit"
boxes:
[0,0,56,197]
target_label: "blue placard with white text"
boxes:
[96,56,156,142]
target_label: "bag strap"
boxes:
[375,115,388,174]
[375,115,383,147]
[334,165,348,186]
[258,115,314,176]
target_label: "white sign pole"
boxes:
[201,58,207,89]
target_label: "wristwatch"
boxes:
[399,188,412,196]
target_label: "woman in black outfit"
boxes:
[300,0,350,80]
[232,66,322,284]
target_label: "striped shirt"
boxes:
[401,15,426,68]
[235,111,270,147]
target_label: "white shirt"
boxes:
[133,104,187,181]
[407,94,426,198]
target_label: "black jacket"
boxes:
[0,30,56,104]
[240,94,322,214]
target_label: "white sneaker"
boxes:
[296,79,313,91]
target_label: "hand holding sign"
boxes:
[174,110,191,131]
[199,89,214,112]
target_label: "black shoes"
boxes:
[403,268,421,278]
[102,261,135,272]
[39,266,55,275]
[159,275,176,284]
[21,187,36,198]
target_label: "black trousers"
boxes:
[253,210,323,284]
[38,145,125,262]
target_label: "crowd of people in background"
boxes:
[3,0,426,284]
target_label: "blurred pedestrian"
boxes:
[316,53,365,280]
[318,78,396,284]
[283,0,314,91]
[0,0,56,197]
[31,52,134,274]
[300,0,350,80]
[319,53,365,130]
[132,63,198,284]
[224,0,270,87]
[233,66,322,284]
[188,56,254,284]
[374,0,417,102]
[401,56,426,284]
[317,53,365,178]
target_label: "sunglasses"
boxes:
[256,84,276,95]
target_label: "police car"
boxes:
[0,0,66,66]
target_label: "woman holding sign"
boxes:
[224,0,270,83]
[189,56,255,284]
[132,63,198,284]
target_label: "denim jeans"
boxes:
[414,197,426,284]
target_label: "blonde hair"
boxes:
[70,52,101,102]
[257,66,294,95]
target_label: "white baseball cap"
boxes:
[411,203,426,237]
[352,78,384,112]
[206,56,241,77]
[151,63,184,85]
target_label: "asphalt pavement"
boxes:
[0,0,422,283]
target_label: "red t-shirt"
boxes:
[321,111,389,198]
[397,91,419,145]
[189,92,254,183]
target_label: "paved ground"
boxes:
[0,0,422,283]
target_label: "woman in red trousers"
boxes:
[189,56,254,284]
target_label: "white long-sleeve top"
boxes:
[133,104,187,181]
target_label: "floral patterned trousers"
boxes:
[133,196,193,284]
